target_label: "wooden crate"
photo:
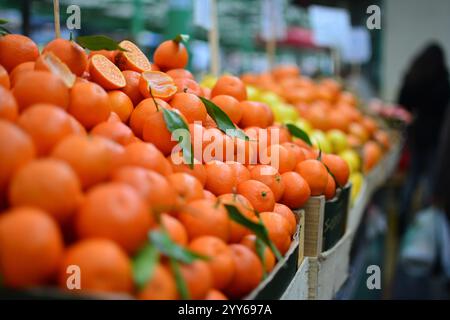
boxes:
[304,184,351,257]
[303,196,325,257]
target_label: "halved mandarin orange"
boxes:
[138,70,177,101]
[34,52,76,88]
[89,54,126,90]
[115,40,153,73]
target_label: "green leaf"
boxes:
[255,237,268,279]
[224,204,283,261]
[162,108,194,169]
[0,19,8,25]
[323,162,340,189]
[76,35,126,51]
[173,34,190,44]
[0,26,10,35]
[286,123,312,146]
[198,96,249,140]
[149,230,208,263]
[169,258,190,300]
[132,243,159,290]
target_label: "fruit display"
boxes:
[0,29,397,300]
[218,66,394,204]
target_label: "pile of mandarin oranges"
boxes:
[0,33,365,300]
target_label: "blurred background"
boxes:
[1,0,449,299]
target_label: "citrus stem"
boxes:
[173,34,189,45]
[148,84,160,112]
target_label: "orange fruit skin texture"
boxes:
[130,98,169,138]
[178,199,230,242]
[324,173,336,200]
[169,92,207,123]
[211,95,242,124]
[153,40,188,71]
[0,85,18,121]
[75,182,153,254]
[224,244,263,299]
[107,90,134,123]
[91,120,135,146]
[280,171,311,209]
[170,153,207,187]
[240,234,276,273]
[227,161,251,186]
[119,142,173,177]
[250,165,285,202]
[121,70,145,106]
[218,193,256,243]
[205,161,237,196]
[167,172,204,208]
[322,154,350,188]
[17,104,79,156]
[58,238,133,294]
[189,236,236,290]
[282,142,305,163]
[0,207,64,288]
[52,135,122,189]
[205,289,228,300]
[166,68,194,80]
[266,144,297,174]
[260,211,291,255]
[0,64,10,89]
[211,75,247,101]
[237,179,275,213]
[295,159,328,196]
[8,159,83,224]
[203,190,217,201]
[89,54,126,90]
[111,166,177,214]
[158,213,188,246]
[173,78,203,96]
[0,120,35,196]
[68,82,111,130]
[138,264,178,300]
[0,34,39,72]
[239,101,273,128]
[9,61,35,87]
[273,203,297,236]
[142,108,179,156]
[178,260,213,299]
[363,141,383,173]
[12,71,70,111]
[43,38,88,77]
